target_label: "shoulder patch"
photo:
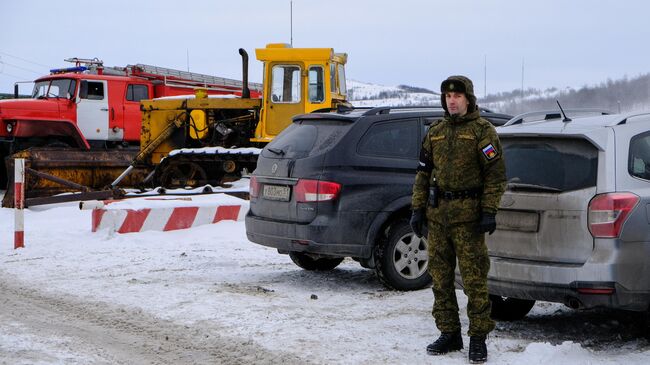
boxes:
[481,143,498,160]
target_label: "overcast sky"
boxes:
[1,0,649,97]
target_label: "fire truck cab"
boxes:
[19,72,151,148]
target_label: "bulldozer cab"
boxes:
[252,43,348,143]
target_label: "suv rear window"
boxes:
[502,137,598,192]
[358,119,419,159]
[629,131,650,180]
[262,119,351,159]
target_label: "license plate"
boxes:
[263,184,290,201]
[497,210,539,232]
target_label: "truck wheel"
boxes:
[489,295,535,320]
[375,219,431,291]
[288,252,343,271]
[0,149,8,187]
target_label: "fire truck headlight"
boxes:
[6,123,13,133]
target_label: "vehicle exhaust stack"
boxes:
[566,296,582,309]
[238,48,251,99]
[14,84,19,99]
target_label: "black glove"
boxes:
[478,212,497,235]
[410,209,426,238]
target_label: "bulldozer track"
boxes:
[154,151,259,189]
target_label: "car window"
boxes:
[263,119,351,159]
[308,66,324,103]
[127,84,149,102]
[271,65,301,103]
[358,119,419,159]
[501,137,598,192]
[628,131,650,180]
[337,64,346,95]
[79,81,105,100]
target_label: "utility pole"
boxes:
[521,57,525,99]
[484,54,487,98]
[186,49,190,72]
[290,1,293,46]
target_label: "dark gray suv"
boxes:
[245,106,512,290]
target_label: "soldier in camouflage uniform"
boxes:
[410,75,506,364]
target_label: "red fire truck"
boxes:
[0,57,262,184]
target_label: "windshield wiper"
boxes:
[267,147,285,156]
[506,182,561,193]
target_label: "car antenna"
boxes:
[556,100,572,122]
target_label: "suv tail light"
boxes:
[249,176,260,198]
[295,179,341,202]
[588,192,639,238]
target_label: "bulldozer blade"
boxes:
[2,147,151,208]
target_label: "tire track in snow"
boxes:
[0,272,313,365]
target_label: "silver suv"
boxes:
[470,111,650,320]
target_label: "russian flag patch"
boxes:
[481,144,497,160]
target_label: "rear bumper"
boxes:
[466,240,650,311]
[245,210,373,258]
[483,275,650,311]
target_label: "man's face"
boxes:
[445,91,469,116]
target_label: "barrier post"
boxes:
[14,158,25,249]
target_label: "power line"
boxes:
[0,71,31,80]
[0,60,43,75]
[0,51,50,68]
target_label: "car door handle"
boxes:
[100,108,109,111]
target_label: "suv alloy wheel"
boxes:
[375,219,432,291]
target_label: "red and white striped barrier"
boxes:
[87,195,248,234]
[14,158,25,249]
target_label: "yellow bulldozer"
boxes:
[4,43,350,206]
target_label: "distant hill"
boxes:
[347,80,440,107]
[349,73,650,116]
[481,74,650,115]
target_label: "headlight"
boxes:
[6,123,13,133]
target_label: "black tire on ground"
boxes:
[641,307,650,341]
[0,153,8,188]
[288,251,344,271]
[489,295,535,320]
[374,219,432,291]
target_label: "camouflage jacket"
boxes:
[411,110,506,224]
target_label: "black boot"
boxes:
[468,336,487,364]
[426,331,463,355]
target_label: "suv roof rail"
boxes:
[361,105,498,116]
[503,108,612,126]
[362,105,444,116]
[613,112,650,126]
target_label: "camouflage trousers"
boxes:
[427,221,495,336]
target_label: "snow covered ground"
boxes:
[1,193,649,364]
